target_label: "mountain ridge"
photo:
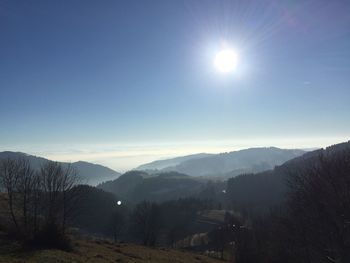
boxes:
[136,153,213,171]
[136,147,306,177]
[225,140,350,214]
[0,151,121,186]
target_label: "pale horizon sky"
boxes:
[1,1,350,171]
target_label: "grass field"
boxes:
[0,235,225,263]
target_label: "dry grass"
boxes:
[0,236,225,263]
[199,210,227,223]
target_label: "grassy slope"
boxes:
[0,237,225,263]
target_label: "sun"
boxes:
[214,49,239,73]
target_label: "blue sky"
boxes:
[1,0,349,171]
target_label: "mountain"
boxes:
[137,147,306,177]
[0,151,49,170]
[0,151,120,186]
[136,153,213,171]
[97,171,205,202]
[97,170,146,198]
[225,141,350,214]
[70,161,121,186]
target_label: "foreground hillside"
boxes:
[0,236,223,263]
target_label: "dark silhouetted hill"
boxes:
[225,141,350,214]
[97,171,205,202]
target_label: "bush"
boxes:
[32,222,72,251]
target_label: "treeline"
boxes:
[130,198,213,246]
[0,159,79,249]
[73,193,215,246]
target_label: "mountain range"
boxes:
[0,147,307,187]
[136,153,213,171]
[0,151,120,186]
[136,147,306,177]
[98,147,309,202]
[225,140,350,214]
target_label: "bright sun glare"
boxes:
[214,49,239,73]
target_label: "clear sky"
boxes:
[1,0,349,171]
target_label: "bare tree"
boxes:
[0,159,80,248]
[31,172,41,235]
[60,164,79,232]
[131,201,162,246]
[39,161,80,231]
[16,159,36,234]
[0,159,20,232]
[39,161,63,226]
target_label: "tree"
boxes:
[286,150,350,263]
[0,158,21,233]
[130,201,162,246]
[110,207,126,242]
[60,164,79,232]
[38,162,80,235]
[16,159,36,235]
[0,159,80,248]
